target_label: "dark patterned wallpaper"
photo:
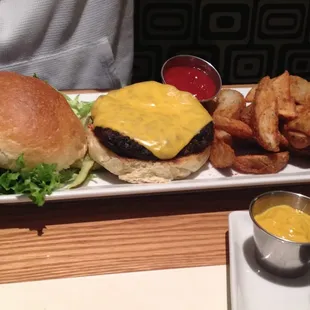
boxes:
[132,0,310,85]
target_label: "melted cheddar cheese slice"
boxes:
[91,81,212,160]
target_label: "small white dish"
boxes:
[228,211,310,310]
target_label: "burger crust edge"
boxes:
[86,127,211,184]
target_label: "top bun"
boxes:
[0,71,87,170]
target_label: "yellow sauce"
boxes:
[91,81,212,160]
[254,204,310,243]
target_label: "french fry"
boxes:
[286,108,310,136]
[213,115,253,139]
[244,72,297,120]
[279,134,289,148]
[233,152,289,174]
[283,128,310,149]
[296,105,307,114]
[245,85,257,102]
[214,129,232,146]
[213,89,245,119]
[252,76,280,152]
[210,136,235,168]
[290,75,310,105]
[240,104,253,126]
[272,71,296,120]
[210,72,310,175]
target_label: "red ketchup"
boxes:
[164,66,216,101]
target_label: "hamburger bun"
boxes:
[87,127,211,183]
[0,71,87,170]
[88,81,214,183]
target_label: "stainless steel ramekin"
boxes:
[249,190,310,278]
[160,54,222,103]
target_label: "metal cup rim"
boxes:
[249,190,310,246]
[160,54,222,102]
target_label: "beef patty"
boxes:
[94,122,214,161]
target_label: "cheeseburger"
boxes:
[0,71,87,170]
[0,71,88,205]
[87,81,214,183]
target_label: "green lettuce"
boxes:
[0,75,97,206]
[62,94,94,127]
[61,93,97,184]
[0,155,76,206]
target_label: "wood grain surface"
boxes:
[1,183,310,284]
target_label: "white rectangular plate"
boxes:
[2,87,310,204]
[228,211,310,310]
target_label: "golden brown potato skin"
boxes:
[233,152,289,174]
[244,71,297,120]
[210,133,235,169]
[272,71,296,119]
[209,72,310,175]
[213,115,253,139]
[245,85,257,102]
[240,104,253,126]
[213,89,246,120]
[252,76,280,152]
[290,75,310,105]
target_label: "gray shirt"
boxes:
[0,0,133,90]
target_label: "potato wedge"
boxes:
[296,105,308,114]
[272,71,296,120]
[214,129,232,146]
[253,76,280,152]
[286,108,310,136]
[213,115,253,139]
[213,89,245,119]
[240,104,253,126]
[290,75,310,105]
[210,136,235,168]
[245,72,296,120]
[279,134,289,148]
[240,104,286,146]
[284,129,310,149]
[233,152,289,174]
[245,85,257,102]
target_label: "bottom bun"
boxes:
[87,128,211,183]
